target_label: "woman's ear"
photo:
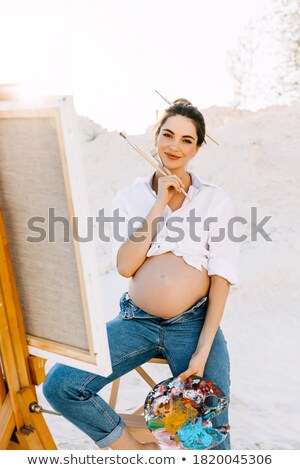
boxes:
[191,145,201,157]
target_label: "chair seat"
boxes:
[119,413,157,442]
[147,357,167,364]
[119,413,146,428]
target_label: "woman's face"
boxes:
[155,115,200,169]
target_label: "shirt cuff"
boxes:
[207,258,238,285]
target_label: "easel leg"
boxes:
[0,393,15,450]
[0,208,57,450]
[17,387,56,449]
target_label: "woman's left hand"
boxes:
[177,354,206,381]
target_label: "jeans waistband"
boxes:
[120,292,208,324]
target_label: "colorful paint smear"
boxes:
[144,375,229,450]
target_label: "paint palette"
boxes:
[144,375,229,450]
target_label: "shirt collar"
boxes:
[141,169,204,194]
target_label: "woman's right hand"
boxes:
[156,174,185,206]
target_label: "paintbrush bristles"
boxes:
[119,131,126,139]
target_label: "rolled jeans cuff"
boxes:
[95,418,127,448]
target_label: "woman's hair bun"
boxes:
[172,98,193,106]
[155,97,206,146]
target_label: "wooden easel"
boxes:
[0,208,56,450]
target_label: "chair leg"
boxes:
[109,378,120,409]
[135,366,156,388]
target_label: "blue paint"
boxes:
[178,418,213,450]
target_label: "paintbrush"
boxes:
[119,132,192,202]
[155,89,220,146]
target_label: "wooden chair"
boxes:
[108,356,169,442]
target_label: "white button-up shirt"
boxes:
[110,169,239,285]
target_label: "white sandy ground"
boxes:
[37,102,300,450]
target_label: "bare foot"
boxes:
[109,427,160,450]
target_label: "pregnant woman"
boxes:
[43,99,239,450]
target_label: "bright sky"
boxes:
[0,0,273,134]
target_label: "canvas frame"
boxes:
[0,96,112,376]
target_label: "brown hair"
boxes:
[155,98,206,146]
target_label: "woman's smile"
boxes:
[164,152,181,160]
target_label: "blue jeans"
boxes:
[43,292,231,449]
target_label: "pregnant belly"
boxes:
[128,252,210,318]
